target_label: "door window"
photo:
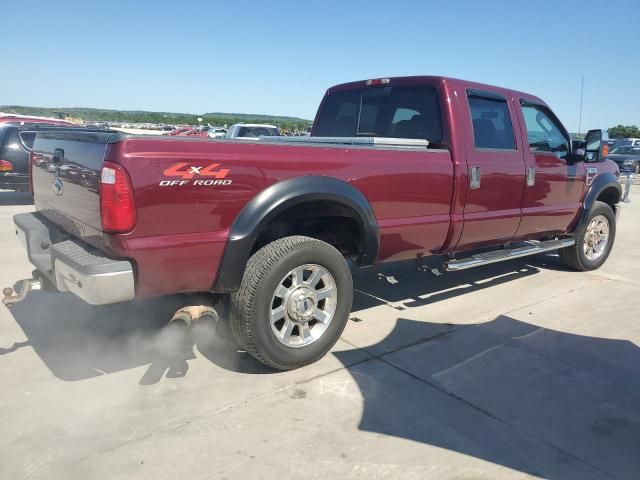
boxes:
[467,93,516,150]
[521,103,570,159]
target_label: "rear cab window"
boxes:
[313,85,443,145]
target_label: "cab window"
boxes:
[314,85,443,144]
[467,91,516,150]
[521,102,570,159]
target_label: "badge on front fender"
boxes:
[53,177,64,195]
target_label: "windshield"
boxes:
[313,85,442,143]
[610,146,640,155]
[612,139,632,148]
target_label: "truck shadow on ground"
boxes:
[0,191,34,206]
[4,255,639,478]
[4,256,545,383]
[4,293,273,381]
[333,315,640,480]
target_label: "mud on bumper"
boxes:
[13,212,135,305]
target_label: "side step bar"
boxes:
[445,238,575,272]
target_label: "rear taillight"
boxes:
[100,161,136,233]
[0,159,13,171]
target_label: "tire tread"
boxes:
[230,236,345,370]
[559,201,615,271]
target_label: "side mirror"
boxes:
[584,129,610,163]
[52,148,65,166]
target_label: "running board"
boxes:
[445,239,575,272]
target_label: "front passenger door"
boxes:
[514,101,586,238]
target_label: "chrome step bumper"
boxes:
[11,212,135,305]
[445,238,575,272]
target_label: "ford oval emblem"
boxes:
[53,177,64,196]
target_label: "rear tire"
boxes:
[230,236,353,370]
[559,201,616,271]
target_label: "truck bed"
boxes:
[29,127,455,296]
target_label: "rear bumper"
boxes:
[0,173,29,192]
[13,212,135,305]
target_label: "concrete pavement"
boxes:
[0,189,638,479]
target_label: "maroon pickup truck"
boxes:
[4,76,621,370]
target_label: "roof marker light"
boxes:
[366,78,390,86]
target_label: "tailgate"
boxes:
[31,129,117,243]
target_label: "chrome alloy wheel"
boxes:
[270,264,338,348]
[583,215,610,261]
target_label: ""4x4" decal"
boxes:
[160,162,232,187]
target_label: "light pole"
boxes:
[578,76,584,136]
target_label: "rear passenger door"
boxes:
[456,89,526,250]
[514,101,585,238]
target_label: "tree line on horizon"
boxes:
[0,105,313,130]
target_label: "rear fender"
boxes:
[212,176,379,292]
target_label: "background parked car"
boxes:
[0,121,78,192]
[0,125,32,192]
[611,138,640,149]
[225,123,280,139]
[207,127,227,138]
[606,145,640,174]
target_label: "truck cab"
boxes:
[312,76,619,254]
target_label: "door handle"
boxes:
[527,166,535,186]
[470,166,481,189]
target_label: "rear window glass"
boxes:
[314,85,443,143]
[237,127,279,137]
[0,128,29,164]
[19,131,36,150]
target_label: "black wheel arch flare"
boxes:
[573,172,621,235]
[212,175,380,292]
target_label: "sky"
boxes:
[1,0,639,131]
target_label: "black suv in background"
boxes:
[606,145,640,174]
[0,123,61,192]
[0,124,34,192]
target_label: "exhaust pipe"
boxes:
[2,278,43,307]
[169,305,218,327]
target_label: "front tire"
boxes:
[230,236,353,370]
[559,201,616,271]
